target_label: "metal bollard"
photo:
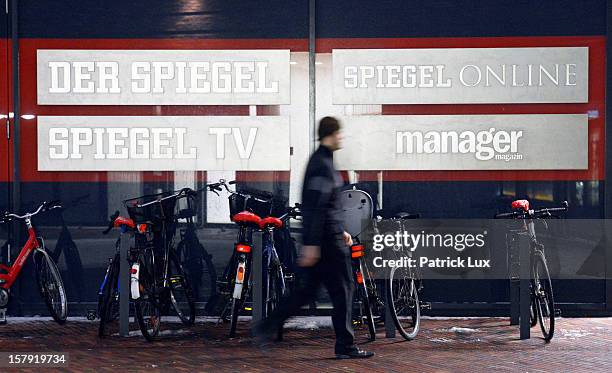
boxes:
[518,233,531,340]
[119,230,133,337]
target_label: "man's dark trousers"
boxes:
[265,236,356,354]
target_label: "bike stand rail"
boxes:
[518,233,531,340]
[119,229,134,337]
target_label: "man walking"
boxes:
[255,116,374,359]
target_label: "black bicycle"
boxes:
[211,179,281,337]
[174,188,218,315]
[126,188,197,341]
[96,211,136,337]
[495,199,568,342]
[261,204,301,319]
[350,236,380,341]
[381,212,425,340]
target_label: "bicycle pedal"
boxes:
[284,273,295,282]
[555,309,562,317]
[86,310,97,321]
[420,302,432,310]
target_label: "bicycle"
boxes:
[174,187,218,315]
[96,210,137,337]
[211,179,276,337]
[381,212,426,340]
[350,236,381,341]
[260,204,301,319]
[0,201,68,324]
[495,199,568,342]
[125,188,197,341]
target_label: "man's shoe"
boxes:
[335,348,375,359]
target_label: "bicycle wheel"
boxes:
[265,264,283,318]
[388,265,420,340]
[356,261,376,341]
[176,240,217,313]
[34,250,68,324]
[134,251,161,341]
[168,251,196,325]
[533,252,555,341]
[98,255,120,337]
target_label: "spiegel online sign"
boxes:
[37,116,290,171]
[334,114,587,170]
[37,50,290,105]
[333,47,588,104]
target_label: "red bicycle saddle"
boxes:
[113,216,135,229]
[232,211,262,226]
[259,216,283,230]
[511,200,530,212]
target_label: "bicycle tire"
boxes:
[98,256,119,337]
[265,264,283,318]
[34,250,68,324]
[533,252,555,341]
[229,297,243,338]
[168,251,196,325]
[134,250,161,341]
[388,265,420,340]
[357,261,376,341]
[176,239,218,313]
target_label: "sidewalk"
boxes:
[0,316,610,372]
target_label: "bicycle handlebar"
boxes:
[102,210,121,235]
[494,201,569,219]
[3,200,62,221]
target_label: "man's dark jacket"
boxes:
[301,145,345,249]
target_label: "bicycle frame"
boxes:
[0,224,42,290]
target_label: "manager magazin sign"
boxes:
[332,47,588,104]
[334,115,588,171]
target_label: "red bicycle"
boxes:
[0,201,68,324]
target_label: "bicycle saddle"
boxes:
[259,216,283,230]
[232,211,262,226]
[511,200,529,212]
[113,216,135,229]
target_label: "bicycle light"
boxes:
[351,244,365,258]
[355,271,364,284]
[137,223,148,233]
[236,244,251,253]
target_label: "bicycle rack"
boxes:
[118,229,134,337]
[507,232,532,340]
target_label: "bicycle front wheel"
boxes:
[98,255,120,337]
[134,251,161,341]
[168,251,196,325]
[388,265,420,340]
[34,250,68,324]
[533,252,555,341]
[356,261,376,341]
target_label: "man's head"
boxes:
[318,116,343,151]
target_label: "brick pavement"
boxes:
[0,316,610,372]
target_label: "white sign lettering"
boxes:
[38,116,290,171]
[38,50,290,105]
[335,115,588,170]
[333,48,588,104]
